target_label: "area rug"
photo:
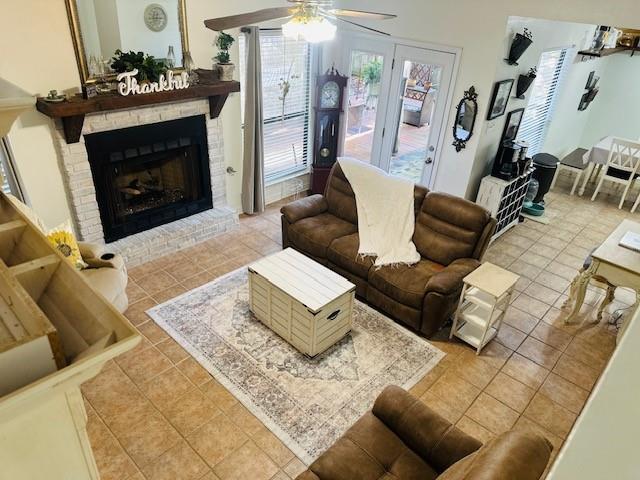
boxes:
[147,268,444,464]
[389,150,426,183]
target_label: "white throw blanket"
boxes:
[338,157,420,267]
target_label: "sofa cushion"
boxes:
[327,233,374,279]
[307,412,438,480]
[325,164,359,224]
[369,259,445,309]
[288,213,357,259]
[414,192,491,266]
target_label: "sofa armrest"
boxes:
[372,386,481,472]
[281,194,328,224]
[78,242,125,272]
[426,258,481,296]
[78,241,105,260]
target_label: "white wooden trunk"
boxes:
[248,248,356,357]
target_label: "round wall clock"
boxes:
[144,4,168,32]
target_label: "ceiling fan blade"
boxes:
[204,7,293,31]
[327,8,396,20]
[329,15,391,36]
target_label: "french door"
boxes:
[340,35,456,187]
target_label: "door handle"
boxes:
[425,158,433,164]
[428,145,435,152]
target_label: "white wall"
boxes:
[580,53,640,146]
[542,53,609,159]
[476,16,640,177]
[2,0,640,229]
[470,17,596,198]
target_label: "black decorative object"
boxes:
[515,67,537,99]
[452,86,478,152]
[578,71,599,111]
[487,79,514,120]
[505,28,533,66]
[501,108,525,144]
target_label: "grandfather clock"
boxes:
[311,66,348,194]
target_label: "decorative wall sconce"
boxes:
[505,28,533,66]
[578,71,599,111]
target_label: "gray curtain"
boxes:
[241,26,266,214]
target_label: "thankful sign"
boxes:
[116,69,190,96]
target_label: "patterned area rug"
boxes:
[147,268,443,464]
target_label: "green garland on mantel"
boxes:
[110,50,167,82]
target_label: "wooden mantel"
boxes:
[36,79,240,143]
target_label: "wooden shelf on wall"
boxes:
[577,46,639,58]
[36,74,240,144]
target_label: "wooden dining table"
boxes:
[565,219,640,343]
[578,135,640,195]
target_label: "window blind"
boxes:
[518,48,571,157]
[240,30,312,183]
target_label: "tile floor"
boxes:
[83,177,633,480]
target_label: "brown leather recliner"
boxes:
[281,164,496,337]
[296,386,552,480]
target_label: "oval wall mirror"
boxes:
[452,86,478,152]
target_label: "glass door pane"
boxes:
[380,45,455,187]
[388,61,442,182]
[343,51,385,163]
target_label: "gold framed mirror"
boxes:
[65,0,190,84]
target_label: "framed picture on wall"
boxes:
[487,79,514,120]
[501,108,525,143]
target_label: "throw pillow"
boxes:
[46,220,88,270]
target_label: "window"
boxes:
[518,48,572,156]
[0,138,24,200]
[240,29,313,183]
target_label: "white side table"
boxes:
[450,262,519,354]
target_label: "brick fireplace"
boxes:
[51,98,238,266]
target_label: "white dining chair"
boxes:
[591,138,640,209]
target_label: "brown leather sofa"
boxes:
[281,164,496,337]
[296,386,552,480]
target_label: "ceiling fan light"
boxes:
[283,14,336,43]
[303,17,336,43]
[282,17,305,41]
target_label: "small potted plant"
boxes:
[515,67,537,99]
[214,32,235,81]
[505,27,533,66]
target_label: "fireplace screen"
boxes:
[85,115,212,242]
[113,144,202,216]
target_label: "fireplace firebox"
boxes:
[85,115,212,242]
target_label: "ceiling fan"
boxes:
[204,0,397,43]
